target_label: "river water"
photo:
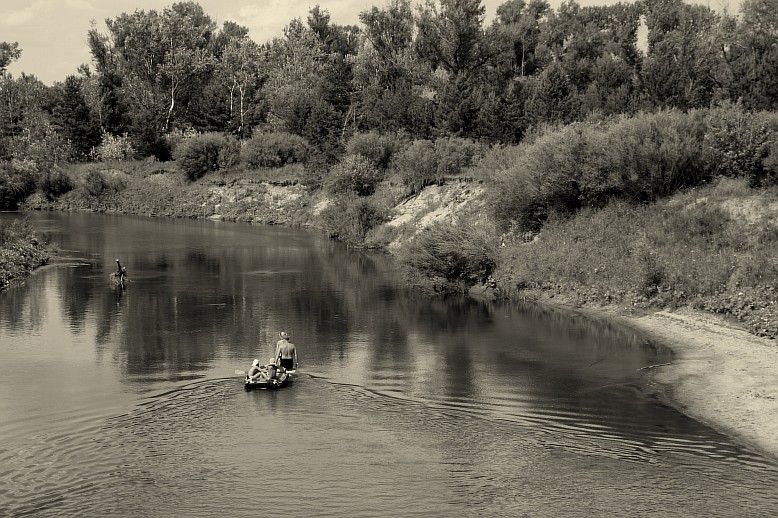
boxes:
[1,212,777,517]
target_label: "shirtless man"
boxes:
[275,331,298,371]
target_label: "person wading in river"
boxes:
[113,259,128,287]
[275,331,298,371]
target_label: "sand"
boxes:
[595,306,778,462]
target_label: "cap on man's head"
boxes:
[252,359,260,367]
[279,331,289,339]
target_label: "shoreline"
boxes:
[558,302,778,463]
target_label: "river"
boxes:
[1,211,777,517]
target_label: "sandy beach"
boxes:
[599,306,778,462]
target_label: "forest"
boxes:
[0,0,775,170]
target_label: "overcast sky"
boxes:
[1,0,742,85]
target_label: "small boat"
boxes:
[244,367,294,390]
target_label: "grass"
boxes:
[494,178,778,337]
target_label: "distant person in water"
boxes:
[275,331,298,370]
[113,259,128,286]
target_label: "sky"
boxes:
[1,0,743,86]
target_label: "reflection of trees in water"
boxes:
[0,277,48,331]
[57,265,94,332]
[511,301,673,358]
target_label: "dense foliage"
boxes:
[1,0,776,170]
[0,218,50,289]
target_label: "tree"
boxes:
[524,61,579,125]
[641,0,725,109]
[0,42,23,157]
[216,36,265,136]
[264,16,348,161]
[0,42,21,73]
[354,0,434,135]
[725,0,778,109]
[492,0,550,78]
[48,75,101,159]
[415,0,491,77]
[88,2,218,157]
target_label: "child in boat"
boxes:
[247,359,262,380]
[265,358,279,381]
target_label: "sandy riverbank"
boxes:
[590,305,778,462]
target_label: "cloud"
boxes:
[64,0,95,10]
[1,0,93,28]
[0,1,45,27]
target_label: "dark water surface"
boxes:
[1,212,777,517]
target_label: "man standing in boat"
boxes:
[275,331,298,371]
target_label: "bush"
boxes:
[433,137,484,176]
[91,131,136,161]
[761,141,778,187]
[395,220,498,294]
[174,132,229,181]
[491,111,711,232]
[704,105,778,187]
[83,169,109,196]
[328,154,384,196]
[345,131,401,170]
[0,164,36,210]
[319,196,388,247]
[39,168,74,200]
[392,139,438,194]
[164,127,199,156]
[82,169,126,196]
[241,131,311,169]
[218,136,241,170]
[392,137,483,195]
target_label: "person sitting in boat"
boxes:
[247,359,262,381]
[275,331,298,371]
[265,357,280,381]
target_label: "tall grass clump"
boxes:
[241,131,311,169]
[395,220,498,294]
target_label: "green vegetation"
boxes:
[492,179,778,338]
[173,132,235,181]
[394,220,497,294]
[0,219,51,290]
